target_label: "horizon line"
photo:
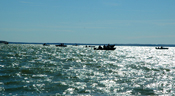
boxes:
[1,41,175,47]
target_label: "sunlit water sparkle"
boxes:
[0,44,175,95]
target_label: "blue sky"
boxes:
[0,0,175,44]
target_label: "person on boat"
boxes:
[98,45,102,49]
[107,44,110,47]
[105,44,108,49]
[103,45,106,49]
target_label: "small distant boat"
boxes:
[55,43,67,47]
[0,41,8,44]
[94,44,116,50]
[43,43,50,46]
[155,46,168,49]
[4,42,8,44]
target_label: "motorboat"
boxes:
[55,43,67,47]
[0,41,8,44]
[43,43,50,46]
[94,44,116,50]
[155,46,168,49]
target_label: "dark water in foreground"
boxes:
[0,44,175,95]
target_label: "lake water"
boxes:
[0,44,175,95]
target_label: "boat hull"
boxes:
[94,48,116,50]
[55,45,67,47]
[155,48,168,49]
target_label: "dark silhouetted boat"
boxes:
[0,41,8,44]
[43,43,50,46]
[94,44,116,50]
[4,42,8,44]
[155,46,168,49]
[55,43,67,47]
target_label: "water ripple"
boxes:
[0,45,175,95]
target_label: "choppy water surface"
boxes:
[0,44,175,95]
